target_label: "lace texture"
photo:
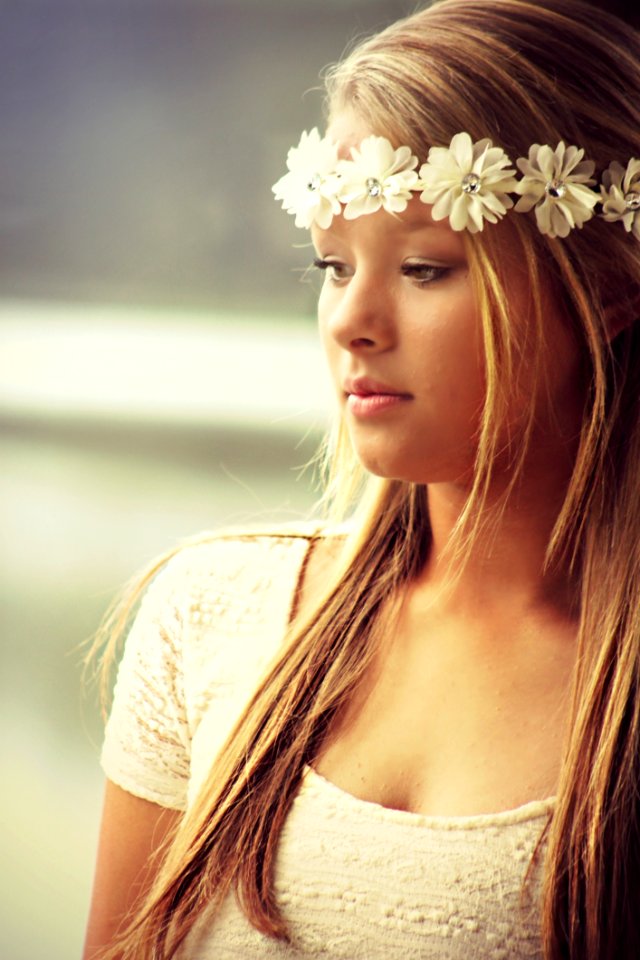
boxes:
[102,528,550,958]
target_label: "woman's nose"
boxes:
[320,275,396,353]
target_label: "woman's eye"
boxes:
[311,258,449,286]
[402,263,450,285]
[312,258,350,282]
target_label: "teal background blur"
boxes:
[0,2,414,957]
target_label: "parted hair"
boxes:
[96,2,640,957]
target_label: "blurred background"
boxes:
[0,1,637,958]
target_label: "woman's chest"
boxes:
[182,768,550,959]
[315,610,574,817]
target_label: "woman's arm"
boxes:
[83,778,181,960]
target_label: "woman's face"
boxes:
[312,114,583,487]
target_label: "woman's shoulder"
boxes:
[154,519,336,588]
[101,520,347,808]
[143,518,348,629]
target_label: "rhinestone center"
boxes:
[461,172,482,195]
[625,191,640,211]
[365,177,383,197]
[307,173,322,192]
[545,179,567,200]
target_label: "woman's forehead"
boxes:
[311,196,465,252]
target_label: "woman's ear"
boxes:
[603,282,640,342]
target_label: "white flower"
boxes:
[600,158,640,241]
[514,142,598,239]
[272,128,342,229]
[336,136,420,219]
[418,132,518,233]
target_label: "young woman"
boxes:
[83,1,640,957]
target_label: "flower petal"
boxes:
[514,193,539,214]
[430,192,454,221]
[449,192,471,231]
[467,196,487,231]
[450,132,474,173]
[343,194,383,219]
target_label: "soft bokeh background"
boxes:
[0,2,415,957]
[1,2,637,958]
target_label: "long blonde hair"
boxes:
[98,2,640,957]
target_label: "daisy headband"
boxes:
[272,128,640,241]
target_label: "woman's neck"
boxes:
[418,472,579,620]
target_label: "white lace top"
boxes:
[102,528,553,959]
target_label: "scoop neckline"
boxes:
[302,764,555,830]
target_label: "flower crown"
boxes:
[272,128,640,241]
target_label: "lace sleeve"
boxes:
[100,559,191,810]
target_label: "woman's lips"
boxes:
[343,377,413,418]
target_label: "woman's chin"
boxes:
[354,447,475,487]
[353,448,427,484]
